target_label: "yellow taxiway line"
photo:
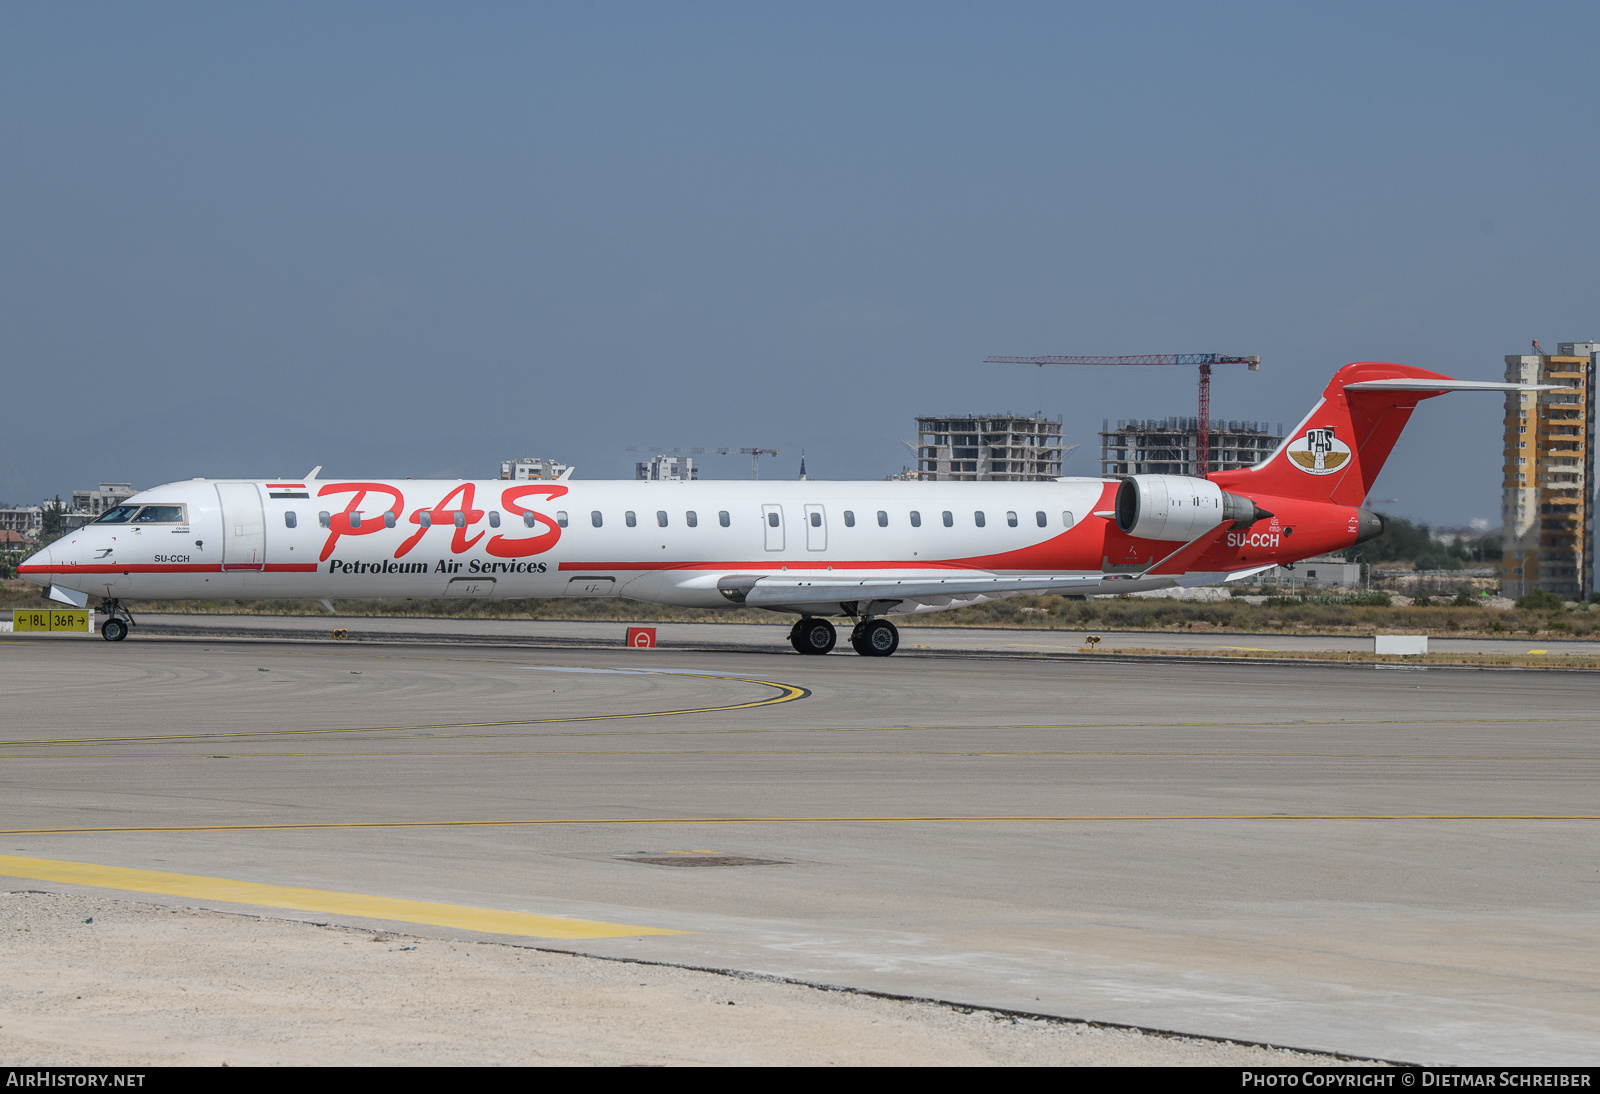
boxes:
[0,854,683,940]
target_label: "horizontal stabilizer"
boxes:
[1343,378,1557,393]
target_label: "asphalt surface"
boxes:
[89,610,1600,657]
[2,618,1598,1064]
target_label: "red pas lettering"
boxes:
[316,482,566,562]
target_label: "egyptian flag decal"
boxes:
[267,483,311,499]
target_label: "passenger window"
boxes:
[1063,511,1075,528]
[877,510,888,527]
[454,512,466,529]
[349,512,362,529]
[591,511,603,528]
[384,512,396,529]
[974,511,985,528]
[768,512,780,528]
[844,510,855,527]
[656,510,668,528]
[488,511,500,528]
[420,512,432,528]
[719,510,730,527]
[686,511,698,528]
[285,512,297,529]
[910,511,921,528]
[318,511,331,528]
[626,511,637,527]
[810,512,822,527]
[1007,511,1018,528]
[942,511,953,527]
[556,511,569,528]
[1036,511,1047,528]
[524,512,537,528]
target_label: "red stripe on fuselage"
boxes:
[17,563,320,575]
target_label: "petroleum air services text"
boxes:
[325,559,549,575]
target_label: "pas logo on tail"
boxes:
[1286,428,1350,475]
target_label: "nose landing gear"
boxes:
[100,599,135,642]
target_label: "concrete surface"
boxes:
[1,619,1597,1064]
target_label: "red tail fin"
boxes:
[1211,362,1458,506]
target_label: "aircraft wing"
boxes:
[737,573,1105,609]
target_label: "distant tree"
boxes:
[1346,515,1500,570]
[1516,588,1565,611]
[39,495,67,542]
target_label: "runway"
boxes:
[2,621,1597,1064]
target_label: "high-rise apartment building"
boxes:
[1501,343,1597,599]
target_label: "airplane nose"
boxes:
[18,545,53,587]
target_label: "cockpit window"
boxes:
[95,505,141,524]
[131,505,187,524]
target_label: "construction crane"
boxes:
[984,353,1260,477]
[741,448,779,479]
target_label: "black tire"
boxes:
[101,618,128,642]
[854,619,898,657]
[796,618,836,655]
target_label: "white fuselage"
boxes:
[25,475,1186,613]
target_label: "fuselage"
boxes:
[21,474,1360,612]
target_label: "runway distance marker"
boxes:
[4,814,1598,836]
[0,854,684,940]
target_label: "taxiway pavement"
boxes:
[2,621,1596,1064]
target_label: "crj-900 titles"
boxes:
[22,363,1542,655]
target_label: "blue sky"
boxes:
[3,2,1597,525]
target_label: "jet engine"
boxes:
[1114,475,1270,541]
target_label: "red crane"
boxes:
[984,353,1261,477]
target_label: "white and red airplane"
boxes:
[20,362,1537,654]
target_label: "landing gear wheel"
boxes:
[850,619,898,657]
[101,618,128,642]
[791,617,836,655]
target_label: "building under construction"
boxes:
[635,454,698,481]
[1099,419,1284,477]
[1501,342,1597,600]
[912,415,1066,481]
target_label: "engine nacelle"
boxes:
[1114,475,1269,541]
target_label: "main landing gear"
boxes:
[789,616,899,656]
[849,618,899,657]
[789,617,836,655]
[100,599,135,642]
